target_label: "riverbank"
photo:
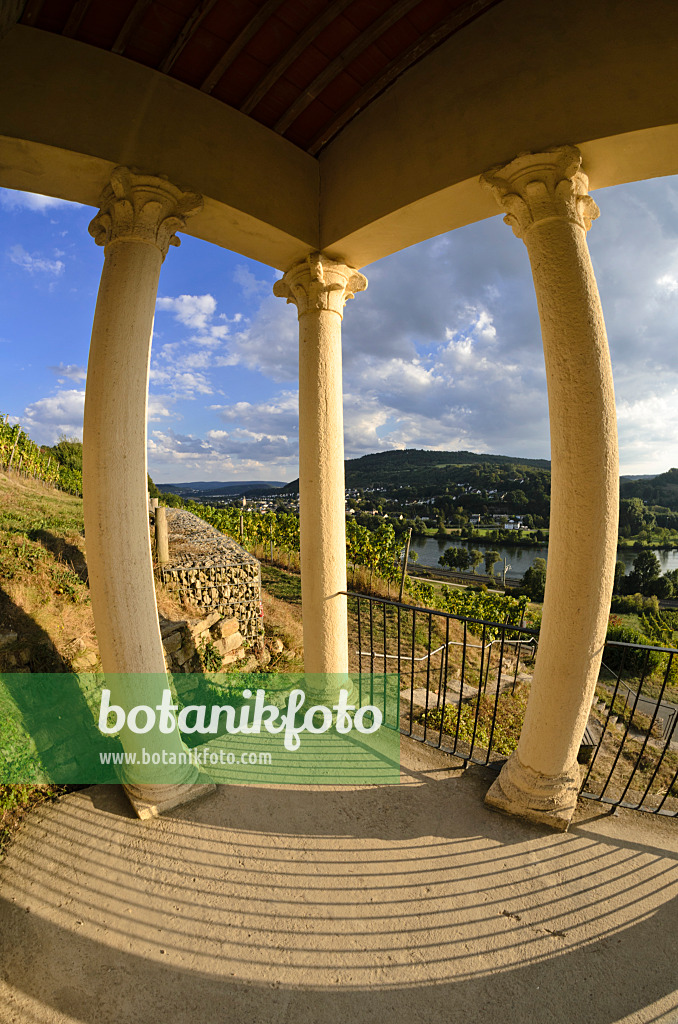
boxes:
[409,535,678,576]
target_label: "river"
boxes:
[409,535,678,578]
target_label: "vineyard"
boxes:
[171,497,531,630]
[0,417,82,496]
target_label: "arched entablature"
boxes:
[2,0,678,271]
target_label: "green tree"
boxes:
[469,549,483,573]
[619,497,648,536]
[626,550,661,595]
[46,434,83,472]
[613,559,626,595]
[647,575,673,599]
[439,547,469,571]
[484,549,501,576]
[521,557,547,602]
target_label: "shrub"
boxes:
[610,593,660,615]
[604,624,663,675]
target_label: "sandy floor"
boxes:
[1,738,677,1024]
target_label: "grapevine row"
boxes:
[0,416,82,495]
[170,497,529,634]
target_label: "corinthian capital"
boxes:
[88,167,202,258]
[273,253,367,318]
[480,146,599,240]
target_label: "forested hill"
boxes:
[282,449,551,494]
[621,468,678,506]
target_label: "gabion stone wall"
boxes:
[159,509,262,640]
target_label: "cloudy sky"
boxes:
[1,174,677,484]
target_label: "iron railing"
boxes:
[580,640,678,816]
[347,591,537,769]
[346,591,678,816]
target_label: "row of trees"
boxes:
[439,545,504,577]
[615,550,678,599]
[517,550,678,604]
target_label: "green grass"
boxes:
[0,783,66,860]
[260,562,302,604]
[419,684,530,758]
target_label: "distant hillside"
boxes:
[283,449,551,494]
[621,468,678,509]
[157,480,286,498]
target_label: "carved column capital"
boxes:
[273,252,367,319]
[480,146,599,240]
[88,167,202,259]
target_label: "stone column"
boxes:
[274,254,367,690]
[84,167,214,818]
[480,147,619,830]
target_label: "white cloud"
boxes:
[215,295,298,381]
[617,390,678,473]
[0,188,83,213]
[147,396,174,421]
[233,264,272,299]
[21,389,85,444]
[9,245,64,275]
[656,273,678,295]
[49,363,86,382]
[156,294,216,330]
[212,393,299,435]
[150,366,214,396]
[148,425,297,481]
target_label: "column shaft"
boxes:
[274,254,367,680]
[481,147,619,829]
[83,238,165,673]
[298,304,349,675]
[83,168,213,817]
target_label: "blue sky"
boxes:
[1,175,677,483]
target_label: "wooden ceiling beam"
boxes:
[62,0,94,38]
[159,0,218,74]
[200,0,286,95]
[19,0,45,26]
[240,0,355,116]
[273,0,421,136]
[308,0,506,154]
[111,0,153,55]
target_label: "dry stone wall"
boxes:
[159,610,265,674]
[157,509,262,641]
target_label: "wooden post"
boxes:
[399,528,412,603]
[155,506,169,566]
[7,429,19,471]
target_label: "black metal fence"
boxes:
[346,591,678,817]
[347,591,537,769]
[580,640,678,816]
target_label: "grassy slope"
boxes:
[0,475,306,855]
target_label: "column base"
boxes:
[484,751,583,831]
[124,781,217,821]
